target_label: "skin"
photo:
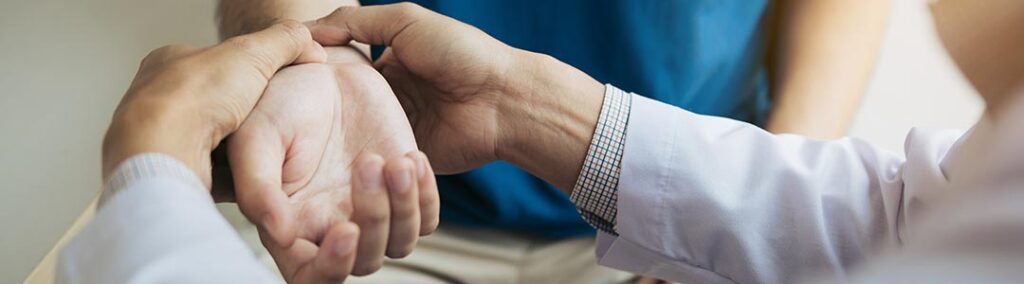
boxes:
[302,1,1021,282]
[105,1,1023,282]
[930,0,1024,114]
[230,62,438,281]
[218,0,439,276]
[308,4,606,193]
[102,22,324,185]
[767,0,889,138]
[921,0,1024,179]
[318,2,888,283]
[306,0,1024,196]
[223,2,882,283]
[103,22,371,283]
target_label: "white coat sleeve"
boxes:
[57,154,279,284]
[594,95,912,284]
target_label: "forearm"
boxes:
[598,102,908,282]
[499,53,910,280]
[498,52,605,193]
[62,154,276,283]
[217,0,369,63]
[766,0,889,139]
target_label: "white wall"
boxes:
[0,0,218,282]
[849,0,982,151]
[0,0,983,282]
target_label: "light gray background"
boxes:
[0,0,981,282]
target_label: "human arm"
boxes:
[304,5,919,282]
[229,63,438,278]
[843,188,1024,284]
[216,0,440,277]
[492,65,911,282]
[766,0,889,139]
[59,154,300,284]
[584,90,911,283]
[62,23,367,283]
[218,0,369,64]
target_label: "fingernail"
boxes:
[389,165,414,194]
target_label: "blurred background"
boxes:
[0,0,981,282]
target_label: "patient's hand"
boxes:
[228,62,439,281]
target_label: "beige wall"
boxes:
[0,0,218,282]
[849,0,982,151]
[0,0,981,283]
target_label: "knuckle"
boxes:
[223,36,273,75]
[386,157,416,176]
[390,3,428,27]
[391,206,417,222]
[141,44,193,68]
[419,190,438,208]
[356,209,389,226]
[393,2,425,16]
[148,44,193,58]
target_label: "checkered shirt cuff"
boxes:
[99,153,206,209]
[570,84,632,235]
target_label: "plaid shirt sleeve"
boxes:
[570,84,633,235]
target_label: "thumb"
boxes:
[307,3,436,47]
[228,122,295,247]
[208,21,327,83]
[192,21,328,140]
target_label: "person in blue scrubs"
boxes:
[355,0,889,282]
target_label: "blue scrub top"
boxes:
[362,0,773,238]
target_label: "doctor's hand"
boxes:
[101,22,371,284]
[102,21,325,189]
[228,58,439,280]
[309,4,605,190]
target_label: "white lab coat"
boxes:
[58,95,1024,284]
[57,159,279,284]
[595,94,1024,283]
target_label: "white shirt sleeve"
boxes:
[842,186,1024,284]
[594,94,962,283]
[57,153,279,284]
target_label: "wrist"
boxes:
[102,97,216,189]
[324,45,370,65]
[495,51,605,191]
[218,0,349,38]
